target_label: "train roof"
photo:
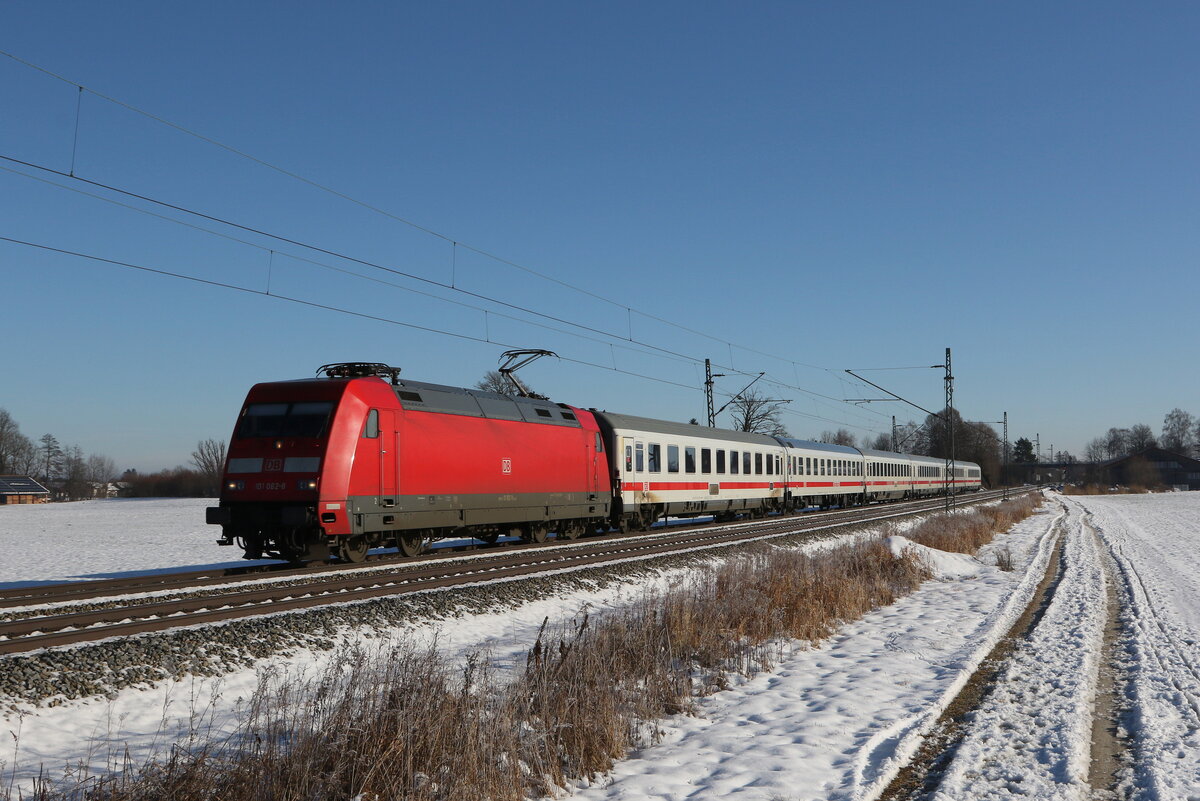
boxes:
[857,448,980,469]
[590,410,780,447]
[773,437,861,456]
[386,377,584,428]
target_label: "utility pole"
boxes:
[891,416,898,452]
[943,350,954,509]
[1002,412,1009,500]
[704,359,725,427]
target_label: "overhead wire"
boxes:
[0,235,701,393]
[2,149,887,432]
[0,161,701,371]
[0,152,710,370]
[0,49,906,436]
[0,150,892,435]
[0,47,842,372]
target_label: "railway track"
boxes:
[0,489,1023,656]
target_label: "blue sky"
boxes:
[1,2,1196,471]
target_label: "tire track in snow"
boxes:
[921,497,1108,800]
[1087,497,1200,800]
[851,499,1068,801]
[1101,528,1200,726]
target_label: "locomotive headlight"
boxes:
[298,479,318,490]
[227,480,244,491]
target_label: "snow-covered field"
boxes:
[0,498,274,587]
[3,493,1200,799]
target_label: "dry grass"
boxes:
[12,496,1041,801]
[903,494,1041,555]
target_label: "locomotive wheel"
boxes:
[478,530,500,545]
[397,532,424,558]
[340,535,369,563]
[524,524,548,544]
[558,520,584,541]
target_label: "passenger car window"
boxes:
[716,450,726,474]
[685,447,696,474]
[667,445,679,473]
[730,451,739,474]
[701,448,711,473]
[648,444,661,473]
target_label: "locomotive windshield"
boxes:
[237,401,334,439]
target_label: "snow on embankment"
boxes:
[885,535,988,580]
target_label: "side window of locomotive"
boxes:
[648,444,661,473]
[716,449,726,474]
[701,448,711,473]
[730,451,739,474]
[685,447,697,474]
[363,409,379,439]
[595,433,604,452]
[667,445,680,473]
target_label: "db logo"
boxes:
[264,459,283,472]
[501,458,512,474]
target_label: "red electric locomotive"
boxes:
[207,363,612,562]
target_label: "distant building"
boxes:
[0,475,51,504]
[1097,448,1200,491]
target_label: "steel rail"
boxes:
[0,490,1011,610]
[0,489,1024,656]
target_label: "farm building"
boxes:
[0,476,51,504]
[1096,448,1200,491]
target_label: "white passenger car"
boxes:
[593,411,786,527]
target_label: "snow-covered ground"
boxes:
[0,498,274,587]
[3,493,1200,799]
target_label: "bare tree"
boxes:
[61,444,91,500]
[1128,423,1157,452]
[866,432,892,451]
[1161,408,1195,454]
[1084,438,1108,463]
[191,439,227,497]
[0,408,34,475]
[819,429,856,447]
[86,454,117,485]
[1105,427,1131,459]
[729,389,789,436]
[475,370,535,396]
